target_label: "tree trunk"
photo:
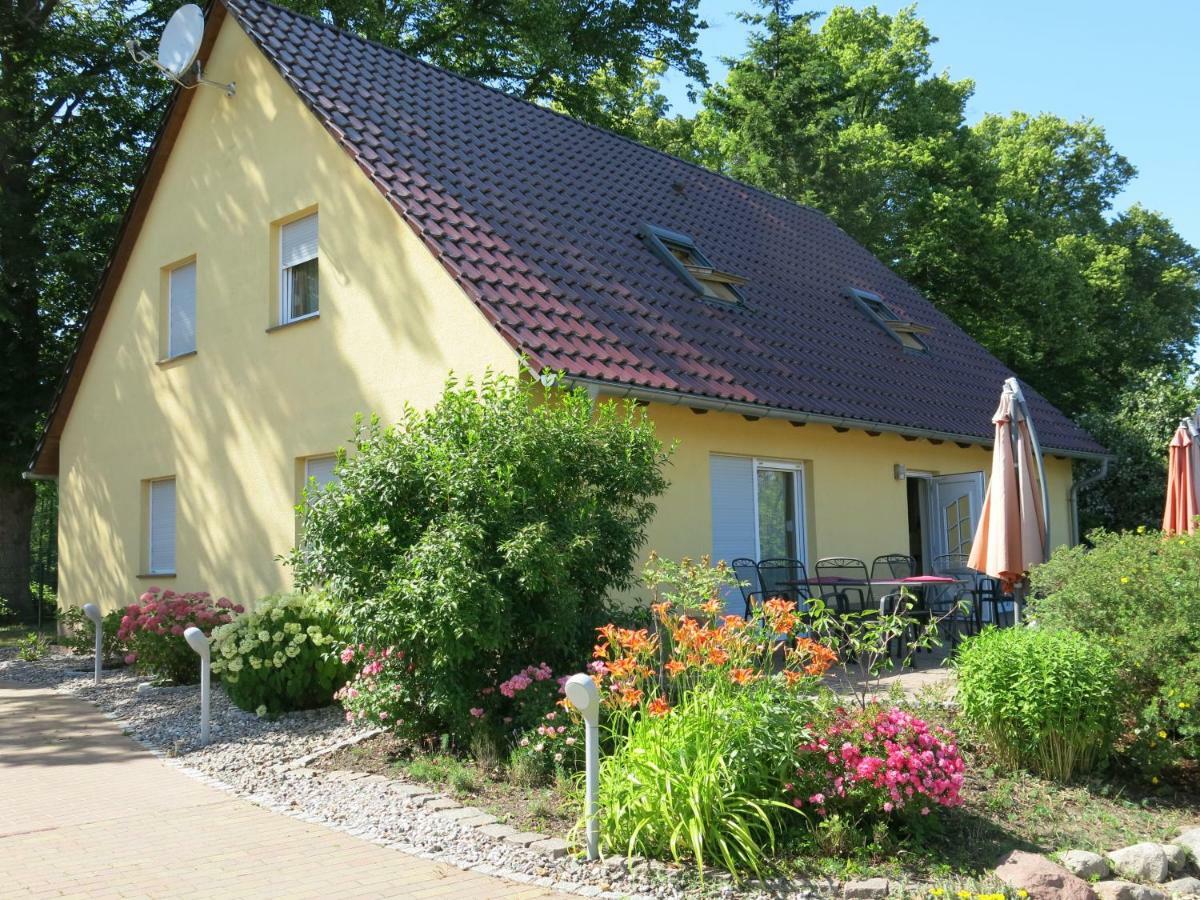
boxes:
[0,477,35,620]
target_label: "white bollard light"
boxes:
[564,673,601,860]
[82,603,103,686]
[183,627,211,746]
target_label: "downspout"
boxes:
[1068,458,1110,546]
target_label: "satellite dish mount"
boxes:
[127,4,235,96]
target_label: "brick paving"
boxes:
[0,681,567,899]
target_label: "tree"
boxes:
[1,0,175,618]
[283,0,707,126]
[1,0,706,619]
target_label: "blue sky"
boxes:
[658,0,1200,249]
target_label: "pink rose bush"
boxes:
[117,588,243,684]
[334,645,410,729]
[787,706,965,823]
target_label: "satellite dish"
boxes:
[157,4,205,78]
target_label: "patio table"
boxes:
[786,575,963,614]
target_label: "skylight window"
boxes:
[850,288,931,352]
[643,224,745,304]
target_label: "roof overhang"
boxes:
[565,376,1112,462]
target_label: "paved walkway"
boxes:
[0,681,566,899]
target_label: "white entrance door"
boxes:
[710,455,808,616]
[929,471,985,563]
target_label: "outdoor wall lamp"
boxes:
[183,626,211,746]
[82,603,103,685]
[564,673,600,860]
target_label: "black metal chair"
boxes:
[756,558,809,604]
[814,557,872,614]
[730,557,764,618]
[976,577,1017,628]
[871,554,916,581]
[927,553,980,645]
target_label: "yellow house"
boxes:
[28,0,1106,614]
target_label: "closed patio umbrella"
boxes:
[1162,413,1200,535]
[968,378,1050,616]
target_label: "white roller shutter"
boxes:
[168,262,196,357]
[281,214,318,267]
[148,479,176,574]
[710,454,757,615]
[305,455,338,491]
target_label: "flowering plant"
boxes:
[334,645,411,729]
[788,706,965,822]
[209,593,349,716]
[118,588,242,684]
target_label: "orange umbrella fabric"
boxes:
[1162,424,1198,535]
[969,381,1048,593]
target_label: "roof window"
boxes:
[643,225,745,303]
[850,287,930,352]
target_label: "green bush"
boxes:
[1029,528,1200,765]
[60,606,127,665]
[598,680,810,879]
[210,594,349,716]
[291,371,669,738]
[956,627,1120,780]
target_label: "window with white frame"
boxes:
[710,455,808,615]
[280,213,319,323]
[147,478,176,575]
[167,261,197,357]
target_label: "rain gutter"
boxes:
[563,376,1109,462]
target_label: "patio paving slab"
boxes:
[0,680,568,899]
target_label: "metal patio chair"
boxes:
[814,557,872,615]
[730,557,764,618]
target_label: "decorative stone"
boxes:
[1161,844,1189,874]
[530,838,571,859]
[435,805,484,821]
[995,850,1097,900]
[503,831,546,847]
[1163,876,1200,896]
[359,774,389,784]
[843,877,890,898]
[1108,843,1171,883]
[387,782,432,798]
[476,823,519,840]
[324,769,368,782]
[421,797,460,812]
[1061,850,1113,880]
[458,813,499,828]
[1173,829,1200,864]
[1094,881,1167,900]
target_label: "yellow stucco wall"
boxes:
[57,17,520,611]
[627,402,1074,591]
[56,13,1080,615]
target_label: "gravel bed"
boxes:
[0,651,855,899]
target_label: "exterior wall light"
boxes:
[82,603,103,685]
[183,626,211,745]
[564,673,600,860]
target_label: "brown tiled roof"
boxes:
[28,0,1106,476]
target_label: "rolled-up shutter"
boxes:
[305,455,338,491]
[710,454,757,615]
[281,214,318,267]
[149,479,176,574]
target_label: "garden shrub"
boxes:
[291,371,669,738]
[117,588,242,684]
[61,606,127,665]
[210,594,349,716]
[1030,527,1200,765]
[956,626,1120,780]
[788,706,964,824]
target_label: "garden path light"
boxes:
[564,673,600,861]
[183,626,211,745]
[82,603,103,685]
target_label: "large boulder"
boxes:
[1176,829,1200,864]
[995,850,1097,900]
[1161,844,1189,875]
[1061,850,1113,880]
[1093,882,1167,900]
[1162,875,1200,897]
[1108,843,1171,883]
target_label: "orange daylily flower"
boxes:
[706,647,729,667]
[664,659,686,677]
[730,667,758,685]
[647,695,670,717]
